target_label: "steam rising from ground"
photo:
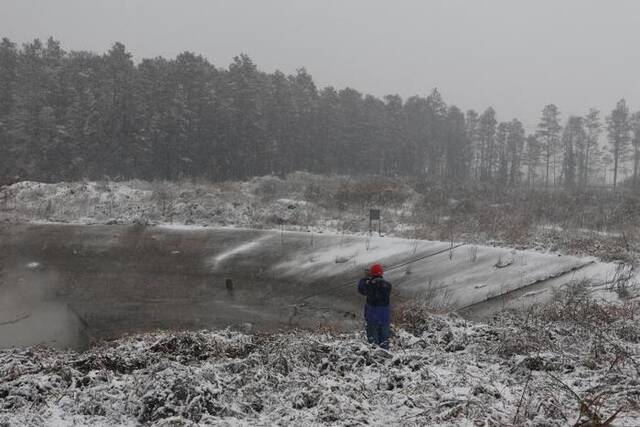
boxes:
[0,261,83,349]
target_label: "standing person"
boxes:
[357,263,392,349]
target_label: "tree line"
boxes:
[1,37,639,190]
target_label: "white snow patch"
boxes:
[156,223,209,231]
[276,198,308,206]
[274,235,448,279]
[210,234,273,269]
[520,289,547,298]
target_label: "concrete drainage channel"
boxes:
[0,223,617,350]
[456,260,597,320]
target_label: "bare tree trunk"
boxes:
[553,153,557,188]
[584,143,591,187]
[545,152,550,188]
[613,147,619,191]
[634,145,639,190]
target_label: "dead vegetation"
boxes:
[498,282,640,425]
[1,288,640,425]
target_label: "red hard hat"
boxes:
[370,263,384,277]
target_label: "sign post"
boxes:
[369,209,381,236]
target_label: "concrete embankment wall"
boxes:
[0,223,613,349]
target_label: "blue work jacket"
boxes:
[357,276,392,324]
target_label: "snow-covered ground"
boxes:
[0,177,377,233]
[2,295,639,426]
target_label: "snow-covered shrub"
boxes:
[333,176,414,209]
[250,175,286,201]
[3,305,640,426]
[302,180,332,204]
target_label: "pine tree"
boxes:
[263,70,291,175]
[536,104,562,188]
[561,116,585,190]
[316,86,341,174]
[464,110,480,179]
[383,94,408,175]
[583,109,602,187]
[629,111,640,189]
[0,38,18,177]
[524,135,541,186]
[226,54,266,179]
[8,39,48,179]
[495,122,509,185]
[136,56,172,179]
[478,107,497,181]
[444,106,469,185]
[171,52,217,180]
[506,119,525,186]
[404,96,431,176]
[290,68,318,172]
[361,94,386,174]
[606,99,631,191]
[424,89,448,179]
[101,42,136,178]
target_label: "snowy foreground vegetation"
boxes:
[2,285,639,426]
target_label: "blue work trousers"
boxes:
[366,322,390,349]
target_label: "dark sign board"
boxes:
[369,209,380,220]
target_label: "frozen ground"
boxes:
[2,293,640,426]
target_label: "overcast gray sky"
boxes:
[2,0,639,131]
